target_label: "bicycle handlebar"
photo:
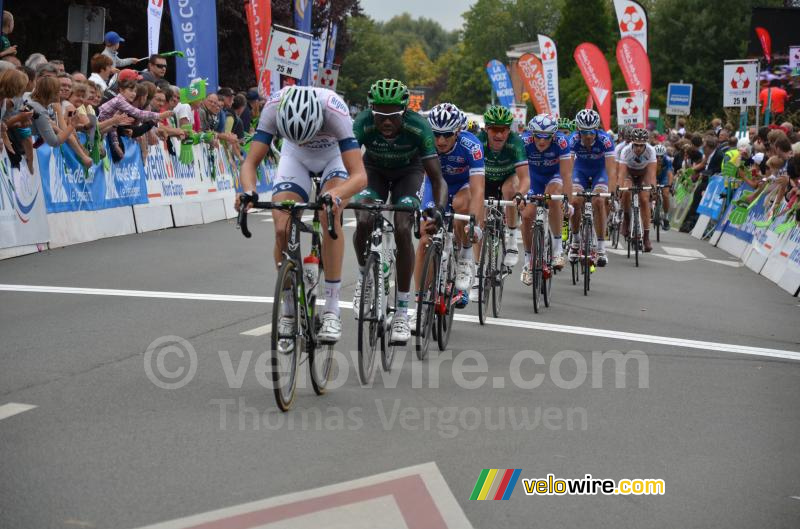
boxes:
[483,198,517,207]
[617,186,653,191]
[236,197,338,239]
[571,191,612,197]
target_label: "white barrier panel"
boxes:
[773,224,800,296]
[133,204,173,232]
[47,207,136,248]
[201,199,226,224]
[690,215,711,239]
[172,202,204,227]
[0,150,50,251]
[0,243,46,260]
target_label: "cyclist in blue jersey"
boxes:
[654,144,673,230]
[568,109,616,267]
[418,103,485,308]
[519,114,573,284]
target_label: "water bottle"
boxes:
[303,254,319,301]
[382,256,391,295]
[561,218,569,240]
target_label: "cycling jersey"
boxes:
[614,141,628,162]
[522,131,570,195]
[476,130,526,182]
[353,109,437,169]
[569,131,615,191]
[656,156,673,186]
[253,87,357,201]
[619,143,656,172]
[420,131,485,209]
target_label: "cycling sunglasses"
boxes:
[371,110,404,120]
[487,125,510,134]
[533,133,554,139]
[433,131,455,138]
[578,129,597,136]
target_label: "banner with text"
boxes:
[169,0,219,92]
[517,53,551,116]
[0,148,49,249]
[485,60,515,108]
[537,34,560,117]
[574,43,612,130]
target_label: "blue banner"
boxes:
[169,0,219,92]
[294,0,312,85]
[720,187,769,244]
[325,23,338,66]
[486,60,515,108]
[39,135,148,213]
[696,175,725,218]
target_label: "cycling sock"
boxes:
[358,265,365,275]
[597,239,606,251]
[282,289,295,317]
[507,227,517,243]
[460,246,473,261]
[324,280,341,316]
[552,233,563,255]
[524,251,531,263]
[397,291,411,318]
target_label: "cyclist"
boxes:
[568,109,615,267]
[418,102,485,308]
[556,117,575,136]
[654,144,673,230]
[618,127,657,252]
[519,113,573,283]
[466,118,481,135]
[476,105,529,269]
[614,126,631,168]
[351,79,446,344]
[236,86,367,344]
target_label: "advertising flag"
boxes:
[574,43,612,130]
[537,34,560,117]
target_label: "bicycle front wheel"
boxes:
[357,253,380,384]
[633,208,640,267]
[380,247,398,372]
[532,225,543,313]
[478,225,492,325]
[492,224,505,317]
[437,250,456,351]
[271,260,301,412]
[543,230,553,307]
[654,195,662,242]
[582,221,592,296]
[415,243,439,360]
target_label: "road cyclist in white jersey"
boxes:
[236,85,367,344]
[618,127,657,252]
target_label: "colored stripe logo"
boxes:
[470,469,521,500]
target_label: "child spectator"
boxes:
[0,11,16,60]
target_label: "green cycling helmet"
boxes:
[484,105,514,127]
[557,117,575,132]
[367,78,409,107]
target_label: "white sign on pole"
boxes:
[315,65,340,91]
[511,104,527,134]
[265,29,312,80]
[666,82,692,116]
[790,46,800,71]
[616,92,645,126]
[723,63,758,108]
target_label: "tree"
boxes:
[337,17,406,106]
[554,0,615,78]
[648,0,783,118]
[381,13,459,60]
[402,43,435,88]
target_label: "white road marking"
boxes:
[707,259,743,268]
[2,284,798,361]
[0,403,37,421]
[241,324,271,336]
[791,496,800,501]
[652,254,697,262]
[661,246,706,258]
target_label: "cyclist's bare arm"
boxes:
[423,156,447,210]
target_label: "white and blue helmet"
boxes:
[428,103,463,133]
[527,113,558,135]
[575,109,601,131]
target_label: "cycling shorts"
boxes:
[573,166,608,192]
[272,141,347,201]
[353,159,424,209]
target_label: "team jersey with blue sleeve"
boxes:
[438,131,485,195]
[521,131,571,178]
[569,131,615,171]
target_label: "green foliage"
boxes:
[554,0,615,78]
[338,17,406,106]
[380,13,459,61]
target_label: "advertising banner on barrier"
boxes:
[716,185,770,244]
[40,136,148,213]
[0,149,49,249]
[696,175,725,218]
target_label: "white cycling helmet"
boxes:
[527,113,558,135]
[277,86,324,144]
[428,103,462,133]
[575,109,601,130]
[630,128,649,144]
[654,144,667,156]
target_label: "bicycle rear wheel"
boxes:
[654,195,662,242]
[415,243,438,360]
[633,208,640,267]
[271,260,301,412]
[357,254,380,384]
[477,225,492,325]
[532,225,543,313]
[492,224,505,317]
[437,250,455,351]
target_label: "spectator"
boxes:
[172,84,193,129]
[140,54,168,83]
[24,53,46,71]
[198,93,224,133]
[156,86,187,141]
[0,11,16,60]
[98,78,171,161]
[71,71,87,83]
[49,60,65,74]
[35,62,58,79]
[101,31,143,69]
[759,80,788,119]
[0,68,33,170]
[88,53,114,92]
[57,73,72,107]
[676,117,686,137]
[240,90,262,133]
[227,94,246,140]
[217,87,234,112]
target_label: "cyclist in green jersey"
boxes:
[476,105,529,268]
[557,117,575,136]
[351,79,447,343]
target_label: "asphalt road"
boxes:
[1,214,799,529]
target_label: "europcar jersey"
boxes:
[476,130,526,182]
[620,143,656,171]
[569,130,615,170]
[254,86,357,152]
[438,131,485,187]
[521,131,571,177]
[353,109,437,169]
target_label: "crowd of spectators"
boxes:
[0,12,268,174]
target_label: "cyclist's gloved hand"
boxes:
[513,192,526,207]
[422,206,443,228]
[471,225,483,242]
[236,191,258,212]
[566,203,575,217]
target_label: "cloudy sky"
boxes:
[359,0,476,31]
